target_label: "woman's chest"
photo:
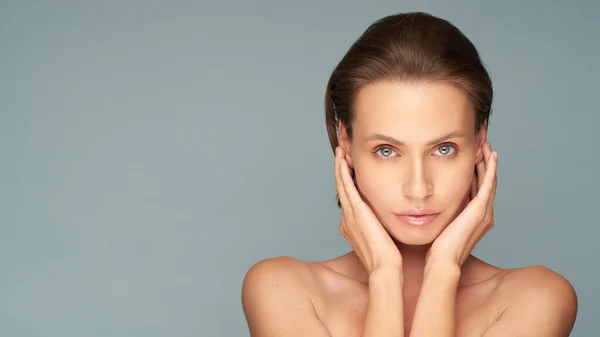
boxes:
[316,285,502,337]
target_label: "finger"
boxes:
[477,150,498,206]
[482,183,496,232]
[476,142,489,188]
[476,160,485,189]
[339,155,365,212]
[476,146,497,234]
[470,169,478,200]
[472,141,489,198]
[470,163,497,244]
[334,148,354,217]
[486,156,498,212]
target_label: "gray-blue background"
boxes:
[1,1,598,336]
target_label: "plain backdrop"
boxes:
[1,1,598,336]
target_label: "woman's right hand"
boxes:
[334,146,403,275]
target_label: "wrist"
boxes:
[369,265,404,284]
[423,259,461,280]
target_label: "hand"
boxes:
[334,147,402,274]
[427,142,498,267]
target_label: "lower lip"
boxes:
[396,213,440,226]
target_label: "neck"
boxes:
[395,241,430,298]
[349,242,457,295]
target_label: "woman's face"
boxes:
[339,80,486,245]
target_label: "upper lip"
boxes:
[395,209,440,216]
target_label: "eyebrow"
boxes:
[364,131,468,146]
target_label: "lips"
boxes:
[394,209,441,226]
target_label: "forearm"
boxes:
[409,262,461,337]
[362,267,405,337]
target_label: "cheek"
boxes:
[438,165,474,202]
[351,161,393,206]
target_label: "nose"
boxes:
[402,159,434,201]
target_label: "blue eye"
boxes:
[434,144,456,157]
[376,147,397,158]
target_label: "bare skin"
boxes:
[243,253,575,337]
[242,81,578,336]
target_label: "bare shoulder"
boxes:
[484,265,578,336]
[498,265,577,308]
[241,256,316,311]
[241,256,331,337]
[242,255,314,287]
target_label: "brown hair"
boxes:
[324,12,493,206]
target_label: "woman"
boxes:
[241,12,577,337]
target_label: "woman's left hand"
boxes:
[427,141,498,267]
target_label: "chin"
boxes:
[387,228,441,246]
[392,234,437,246]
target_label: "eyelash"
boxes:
[372,143,460,161]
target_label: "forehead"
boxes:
[353,80,475,141]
